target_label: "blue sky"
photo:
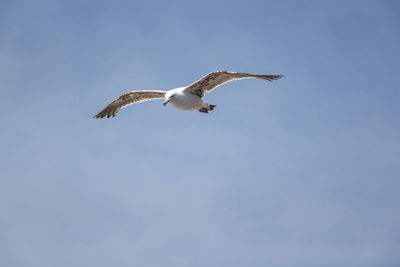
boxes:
[1,1,399,266]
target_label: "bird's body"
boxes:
[166,87,209,111]
[94,71,283,118]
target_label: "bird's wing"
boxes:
[184,71,283,97]
[94,90,166,118]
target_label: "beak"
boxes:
[163,99,170,106]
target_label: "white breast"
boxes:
[171,92,204,110]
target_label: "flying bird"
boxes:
[94,71,283,118]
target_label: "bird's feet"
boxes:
[198,104,217,113]
[209,104,217,111]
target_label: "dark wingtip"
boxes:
[93,105,119,119]
[93,112,105,119]
[256,74,284,82]
[267,75,283,82]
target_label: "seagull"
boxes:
[94,71,283,118]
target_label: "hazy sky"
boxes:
[1,1,399,267]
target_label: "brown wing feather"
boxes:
[185,71,283,97]
[94,90,166,118]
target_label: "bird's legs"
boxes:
[198,104,217,113]
[209,104,217,110]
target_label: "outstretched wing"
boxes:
[94,90,166,118]
[184,71,283,97]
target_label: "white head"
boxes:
[163,91,176,106]
[163,88,183,106]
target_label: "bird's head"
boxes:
[163,92,176,106]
